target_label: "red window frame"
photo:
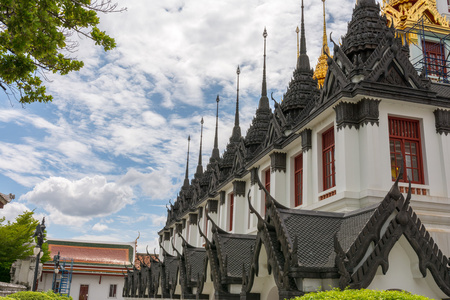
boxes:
[204,207,208,235]
[322,127,336,191]
[264,169,270,213]
[109,284,117,297]
[294,154,303,206]
[423,41,447,78]
[229,193,234,231]
[389,117,424,184]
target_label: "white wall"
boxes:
[368,235,447,299]
[40,272,125,300]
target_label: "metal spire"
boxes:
[235,66,240,127]
[211,95,220,161]
[297,0,311,71]
[183,136,190,188]
[195,118,204,177]
[261,28,268,99]
[259,28,270,110]
[231,66,241,141]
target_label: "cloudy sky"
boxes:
[0,0,356,253]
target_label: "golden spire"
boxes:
[296,26,300,59]
[313,0,331,88]
[321,0,330,56]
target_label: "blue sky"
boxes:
[0,0,355,252]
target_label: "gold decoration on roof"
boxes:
[313,0,331,88]
[382,0,450,44]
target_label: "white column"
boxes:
[335,126,360,194]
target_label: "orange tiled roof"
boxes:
[47,240,134,266]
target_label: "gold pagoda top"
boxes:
[313,0,331,88]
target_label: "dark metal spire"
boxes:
[211,95,220,161]
[195,118,204,178]
[231,66,241,141]
[297,0,311,72]
[183,136,190,188]
[259,28,270,110]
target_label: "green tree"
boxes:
[292,288,433,300]
[0,211,50,282]
[0,0,122,104]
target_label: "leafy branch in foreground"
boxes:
[0,0,125,104]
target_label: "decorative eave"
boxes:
[337,178,450,296]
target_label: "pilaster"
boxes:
[270,152,287,207]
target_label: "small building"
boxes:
[39,239,135,300]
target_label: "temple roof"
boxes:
[183,243,207,284]
[341,0,390,63]
[46,239,134,266]
[281,0,319,121]
[278,206,376,268]
[215,232,256,278]
[245,28,272,159]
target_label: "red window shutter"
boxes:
[322,127,336,191]
[294,154,303,206]
[423,41,446,78]
[264,169,270,212]
[229,194,234,231]
[388,117,424,184]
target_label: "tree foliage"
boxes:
[292,288,433,300]
[0,0,122,104]
[0,211,50,282]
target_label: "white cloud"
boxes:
[21,176,134,220]
[0,202,32,222]
[92,223,109,232]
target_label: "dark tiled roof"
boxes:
[430,83,450,98]
[164,256,179,285]
[278,206,376,269]
[185,246,207,282]
[216,233,256,278]
[338,207,377,252]
[150,262,161,283]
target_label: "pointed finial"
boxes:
[195,118,204,178]
[231,66,241,141]
[296,26,300,58]
[235,65,240,128]
[211,95,220,161]
[297,0,311,71]
[322,0,330,56]
[261,28,268,99]
[183,136,190,188]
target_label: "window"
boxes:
[229,193,234,231]
[294,154,303,206]
[322,127,335,191]
[265,169,270,193]
[109,284,117,298]
[389,117,424,184]
[423,41,446,79]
